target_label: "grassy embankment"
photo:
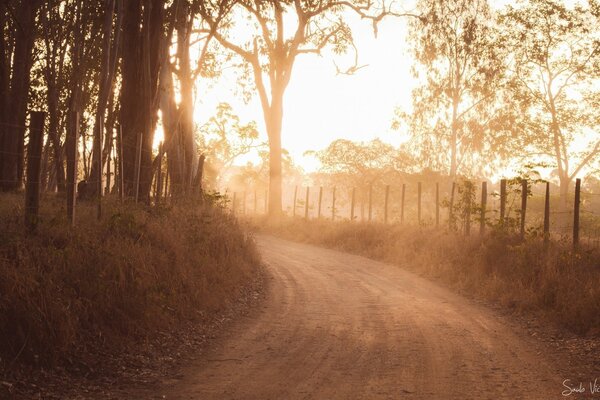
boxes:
[0,193,260,365]
[256,217,600,335]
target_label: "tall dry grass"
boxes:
[256,217,600,335]
[0,193,260,365]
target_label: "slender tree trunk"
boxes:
[89,0,116,195]
[175,0,197,192]
[265,85,284,215]
[449,94,459,179]
[47,83,66,191]
[0,0,39,191]
[0,5,10,173]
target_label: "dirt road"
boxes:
[164,236,564,399]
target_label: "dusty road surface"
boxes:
[164,236,563,400]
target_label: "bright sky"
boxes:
[193,14,416,173]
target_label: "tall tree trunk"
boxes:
[47,83,66,191]
[120,0,164,201]
[449,93,459,179]
[89,0,116,195]
[175,0,197,193]
[0,5,10,174]
[266,91,284,215]
[0,0,39,191]
[159,41,185,195]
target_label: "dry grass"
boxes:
[255,217,600,336]
[0,193,260,365]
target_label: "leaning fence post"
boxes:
[418,182,422,225]
[574,178,581,250]
[401,183,406,224]
[435,182,440,227]
[318,186,323,219]
[351,187,356,221]
[304,186,310,220]
[480,181,487,235]
[66,111,79,226]
[500,179,507,225]
[384,185,390,224]
[449,182,456,230]
[465,181,471,236]
[134,132,143,203]
[25,112,46,232]
[368,184,373,222]
[520,179,528,238]
[332,186,336,221]
[544,181,550,244]
[293,185,298,217]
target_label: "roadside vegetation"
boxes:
[255,217,600,336]
[0,193,260,366]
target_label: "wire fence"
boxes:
[230,178,600,250]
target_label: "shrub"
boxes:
[0,194,260,364]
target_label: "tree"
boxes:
[197,0,416,215]
[198,102,265,187]
[0,0,42,191]
[308,138,411,188]
[119,0,165,201]
[397,0,509,179]
[500,0,600,206]
[89,0,121,196]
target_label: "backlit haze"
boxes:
[192,15,415,173]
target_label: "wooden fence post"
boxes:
[164,170,169,201]
[368,184,373,222]
[435,182,439,227]
[332,186,336,221]
[105,150,111,195]
[293,185,298,217]
[480,181,487,235]
[195,154,205,196]
[25,112,46,232]
[350,187,356,221]
[232,192,237,214]
[134,132,142,203]
[465,181,471,236]
[544,181,550,244]
[384,185,390,224]
[401,183,406,224]
[118,124,125,202]
[254,190,257,214]
[156,142,164,203]
[449,182,456,229]
[264,189,268,214]
[520,179,528,238]
[318,186,323,219]
[305,186,310,219]
[573,178,581,250]
[417,182,422,225]
[500,179,507,225]
[66,111,79,226]
[95,119,103,219]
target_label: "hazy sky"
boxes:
[192,14,416,172]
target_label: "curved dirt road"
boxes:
[165,236,563,399]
